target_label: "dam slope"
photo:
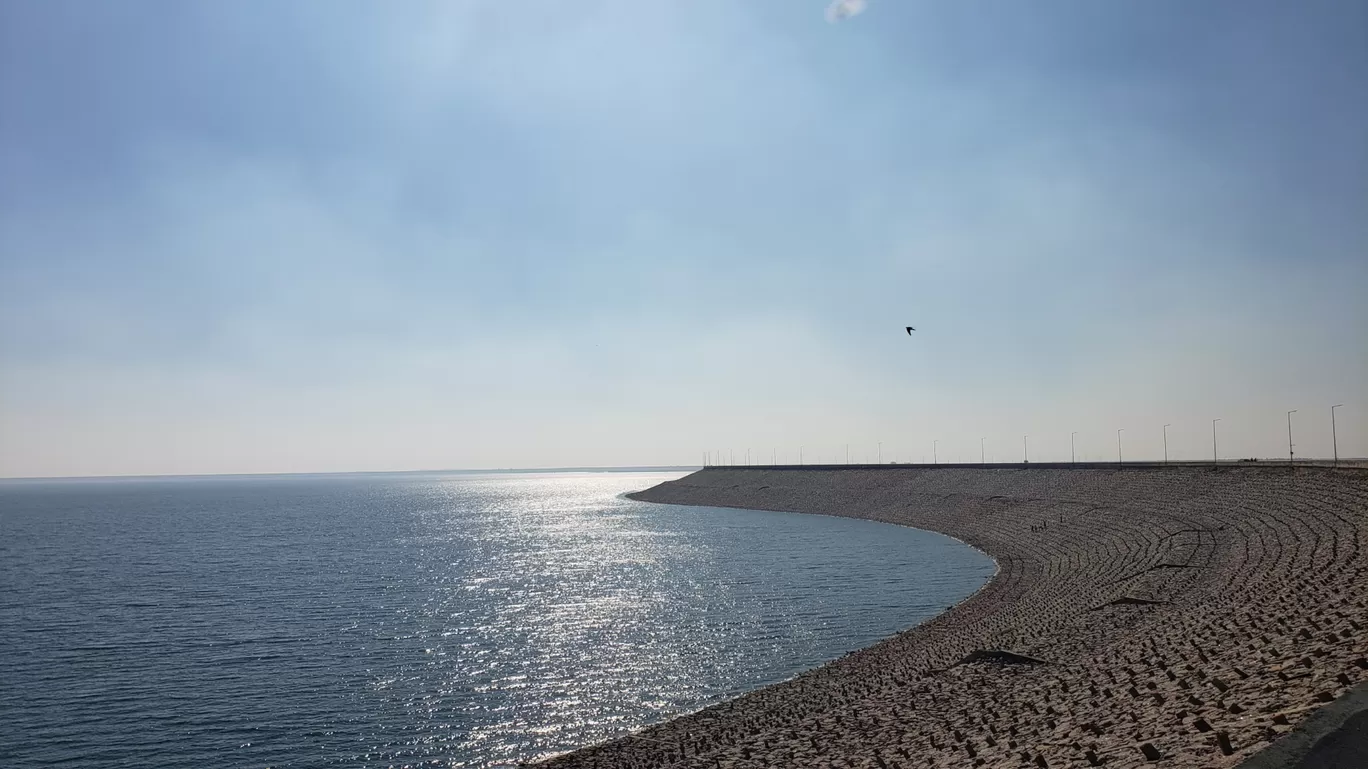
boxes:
[543,465,1368,768]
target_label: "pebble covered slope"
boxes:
[541,466,1368,769]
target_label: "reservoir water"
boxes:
[0,471,995,767]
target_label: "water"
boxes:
[0,471,994,768]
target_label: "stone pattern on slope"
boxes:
[540,467,1368,769]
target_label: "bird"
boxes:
[906,326,916,334]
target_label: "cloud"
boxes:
[826,0,867,23]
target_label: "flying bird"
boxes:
[906,326,916,334]
[825,0,867,23]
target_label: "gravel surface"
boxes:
[539,466,1368,769]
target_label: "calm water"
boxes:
[0,471,994,768]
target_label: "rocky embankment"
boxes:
[542,466,1368,768]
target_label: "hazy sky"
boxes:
[2,0,1365,477]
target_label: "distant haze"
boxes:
[2,0,1365,478]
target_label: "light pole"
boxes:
[1287,410,1297,463]
[1071,432,1077,464]
[933,440,939,465]
[1117,429,1124,464]
[1023,435,1029,464]
[981,437,986,465]
[1163,424,1171,464]
[800,446,804,465]
[846,444,850,465]
[1212,419,1221,463]
[1332,405,1344,465]
[879,442,883,464]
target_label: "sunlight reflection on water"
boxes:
[0,471,993,767]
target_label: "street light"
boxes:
[1212,419,1221,463]
[933,440,939,465]
[878,442,883,464]
[1163,424,1172,464]
[1071,432,1078,465]
[1117,429,1124,465]
[1287,410,1298,463]
[1023,435,1029,464]
[981,437,986,465]
[1332,405,1344,465]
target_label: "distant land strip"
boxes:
[540,465,1368,768]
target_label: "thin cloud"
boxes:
[826,0,867,23]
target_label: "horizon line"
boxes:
[0,465,704,483]
[6,457,1368,483]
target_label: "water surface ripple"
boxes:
[0,471,994,767]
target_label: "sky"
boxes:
[1,0,1365,477]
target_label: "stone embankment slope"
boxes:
[543,466,1368,769]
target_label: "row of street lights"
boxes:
[704,404,1349,468]
[1010,406,1347,465]
[1276,404,1347,464]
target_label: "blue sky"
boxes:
[2,0,1365,476]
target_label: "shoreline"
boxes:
[541,465,1368,768]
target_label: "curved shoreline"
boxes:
[542,465,1368,768]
